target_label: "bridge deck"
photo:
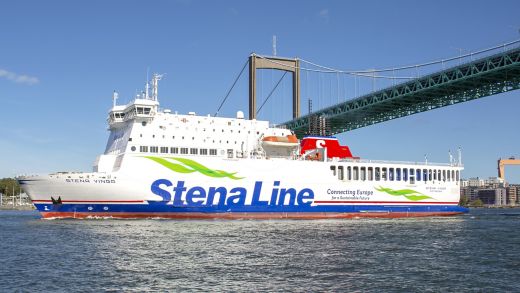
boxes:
[280,46,520,137]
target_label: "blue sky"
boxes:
[1,0,519,182]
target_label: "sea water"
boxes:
[1,209,519,292]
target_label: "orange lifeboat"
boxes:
[261,134,299,148]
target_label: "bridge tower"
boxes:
[248,53,300,120]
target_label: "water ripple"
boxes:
[1,209,519,292]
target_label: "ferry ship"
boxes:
[18,74,468,219]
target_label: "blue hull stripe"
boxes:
[34,203,469,214]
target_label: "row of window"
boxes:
[132,146,218,156]
[132,135,246,145]
[330,166,460,183]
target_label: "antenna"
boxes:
[151,73,164,102]
[145,67,150,99]
[458,147,462,166]
[112,90,118,108]
[272,35,277,56]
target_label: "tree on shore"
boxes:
[0,178,21,197]
[469,198,484,207]
[459,195,469,207]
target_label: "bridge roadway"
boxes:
[279,46,520,138]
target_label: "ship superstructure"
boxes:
[18,74,468,219]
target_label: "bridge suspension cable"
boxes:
[214,59,249,117]
[257,71,288,115]
[253,38,520,79]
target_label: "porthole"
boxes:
[142,121,147,126]
[131,146,136,151]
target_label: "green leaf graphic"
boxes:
[144,157,195,173]
[375,186,433,201]
[144,156,244,180]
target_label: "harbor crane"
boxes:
[497,157,520,180]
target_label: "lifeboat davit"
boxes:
[261,134,299,148]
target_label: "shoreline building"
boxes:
[461,177,518,206]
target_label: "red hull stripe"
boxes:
[313,201,459,204]
[32,200,144,203]
[40,211,465,220]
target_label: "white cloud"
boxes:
[0,68,39,85]
[318,8,329,21]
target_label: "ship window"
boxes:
[396,168,401,181]
[409,169,415,184]
[200,149,208,155]
[428,169,432,181]
[144,108,151,115]
[381,167,387,181]
[150,146,158,153]
[456,171,460,182]
[192,137,194,140]
[338,166,344,180]
[131,146,136,152]
[353,167,359,180]
[415,169,420,181]
[438,170,441,181]
[432,169,436,181]
[140,146,148,152]
[368,167,373,181]
[209,149,217,156]
[180,148,188,154]
[360,167,366,181]
[442,170,446,181]
[452,170,455,181]
[160,147,168,153]
[190,148,198,155]
[330,166,336,176]
[171,147,179,154]
[129,138,132,141]
[423,169,428,182]
[152,135,155,138]
[375,167,380,181]
[402,168,408,181]
[389,168,394,181]
[227,149,233,158]
[140,134,143,137]
[172,136,175,139]
[142,121,147,126]
[346,166,352,180]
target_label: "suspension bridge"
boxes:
[216,39,520,138]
